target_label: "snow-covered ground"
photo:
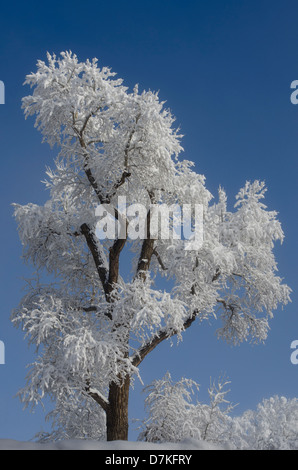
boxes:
[0,437,223,450]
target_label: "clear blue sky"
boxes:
[1,0,298,441]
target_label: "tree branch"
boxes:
[153,248,167,271]
[106,237,127,299]
[216,298,238,318]
[82,305,97,312]
[78,132,130,303]
[85,383,109,413]
[107,170,131,201]
[133,250,222,368]
[80,223,109,296]
[131,310,198,368]
[82,305,112,320]
[212,268,221,282]
[79,113,139,205]
[80,105,102,135]
[83,158,107,204]
[136,192,157,281]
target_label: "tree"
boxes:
[12,51,291,441]
[232,396,298,450]
[138,372,233,445]
[198,377,235,444]
[138,372,201,443]
[139,376,298,450]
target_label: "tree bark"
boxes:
[106,375,130,441]
[136,202,156,281]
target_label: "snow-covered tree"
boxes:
[138,372,201,443]
[139,376,298,450]
[198,377,235,444]
[12,51,291,441]
[138,373,233,444]
[232,396,298,450]
[37,390,106,442]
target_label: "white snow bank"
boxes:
[0,437,224,450]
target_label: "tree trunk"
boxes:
[106,375,130,441]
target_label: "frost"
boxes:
[12,51,291,440]
[138,374,298,450]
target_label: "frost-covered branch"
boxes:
[85,383,109,412]
[131,310,197,367]
[152,249,167,271]
[80,223,109,295]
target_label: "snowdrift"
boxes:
[0,437,223,450]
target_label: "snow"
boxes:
[11,51,291,447]
[0,438,223,450]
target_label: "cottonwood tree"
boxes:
[13,52,291,441]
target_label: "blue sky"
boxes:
[1,0,298,441]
